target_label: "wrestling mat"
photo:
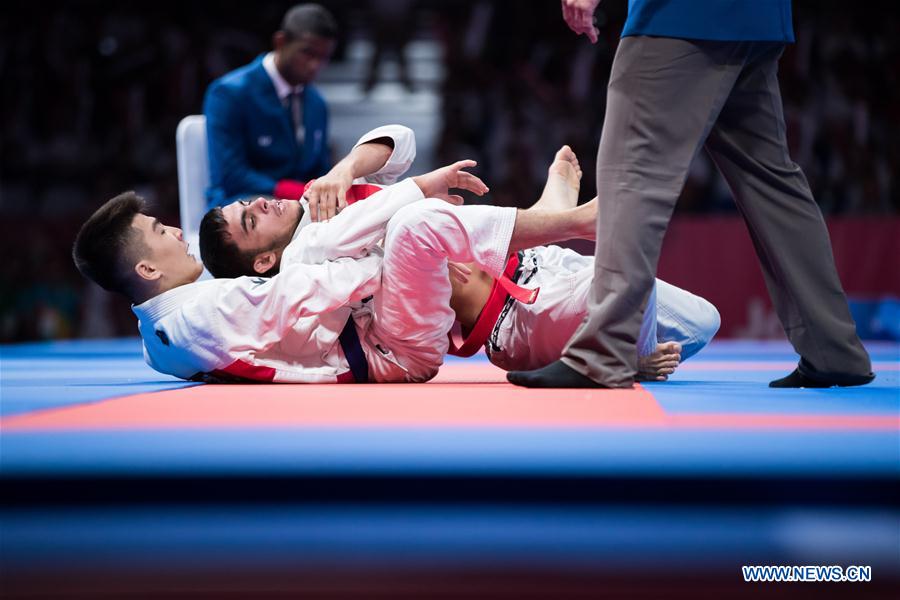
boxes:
[1,339,898,597]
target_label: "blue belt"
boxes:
[338,317,369,383]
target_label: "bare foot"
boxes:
[531,145,582,211]
[637,341,682,382]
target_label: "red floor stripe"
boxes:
[0,381,663,431]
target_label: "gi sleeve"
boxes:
[214,255,382,353]
[353,125,416,185]
[283,177,425,265]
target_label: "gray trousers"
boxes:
[562,36,872,387]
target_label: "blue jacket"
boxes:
[622,0,794,42]
[203,54,331,207]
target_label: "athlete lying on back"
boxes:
[200,146,720,381]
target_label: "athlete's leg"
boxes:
[373,198,597,381]
[635,279,721,381]
[447,144,587,331]
[653,279,721,361]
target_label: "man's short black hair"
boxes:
[199,207,271,278]
[72,191,149,299]
[281,3,338,40]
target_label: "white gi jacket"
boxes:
[132,126,419,383]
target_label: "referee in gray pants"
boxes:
[509,0,874,389]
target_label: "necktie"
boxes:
[289,91,305,145]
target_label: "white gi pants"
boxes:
[367,199,517,382]
[486,245,721,372]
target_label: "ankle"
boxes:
[570,205,593,239]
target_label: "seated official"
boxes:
[204,3,338,207]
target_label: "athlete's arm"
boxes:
[305,125,417,221]
[288,161,487,265]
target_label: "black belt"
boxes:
[338,317,369,383]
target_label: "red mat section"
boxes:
[1,363,664,431]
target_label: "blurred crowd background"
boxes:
[1,0,897,343]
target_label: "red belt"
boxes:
[448,254,539,357]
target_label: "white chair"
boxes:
[175,115,212,278]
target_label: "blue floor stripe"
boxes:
[650,341,899,415]
[3,505,897,573]
[0,338,194,416]
[4,428,897,478]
